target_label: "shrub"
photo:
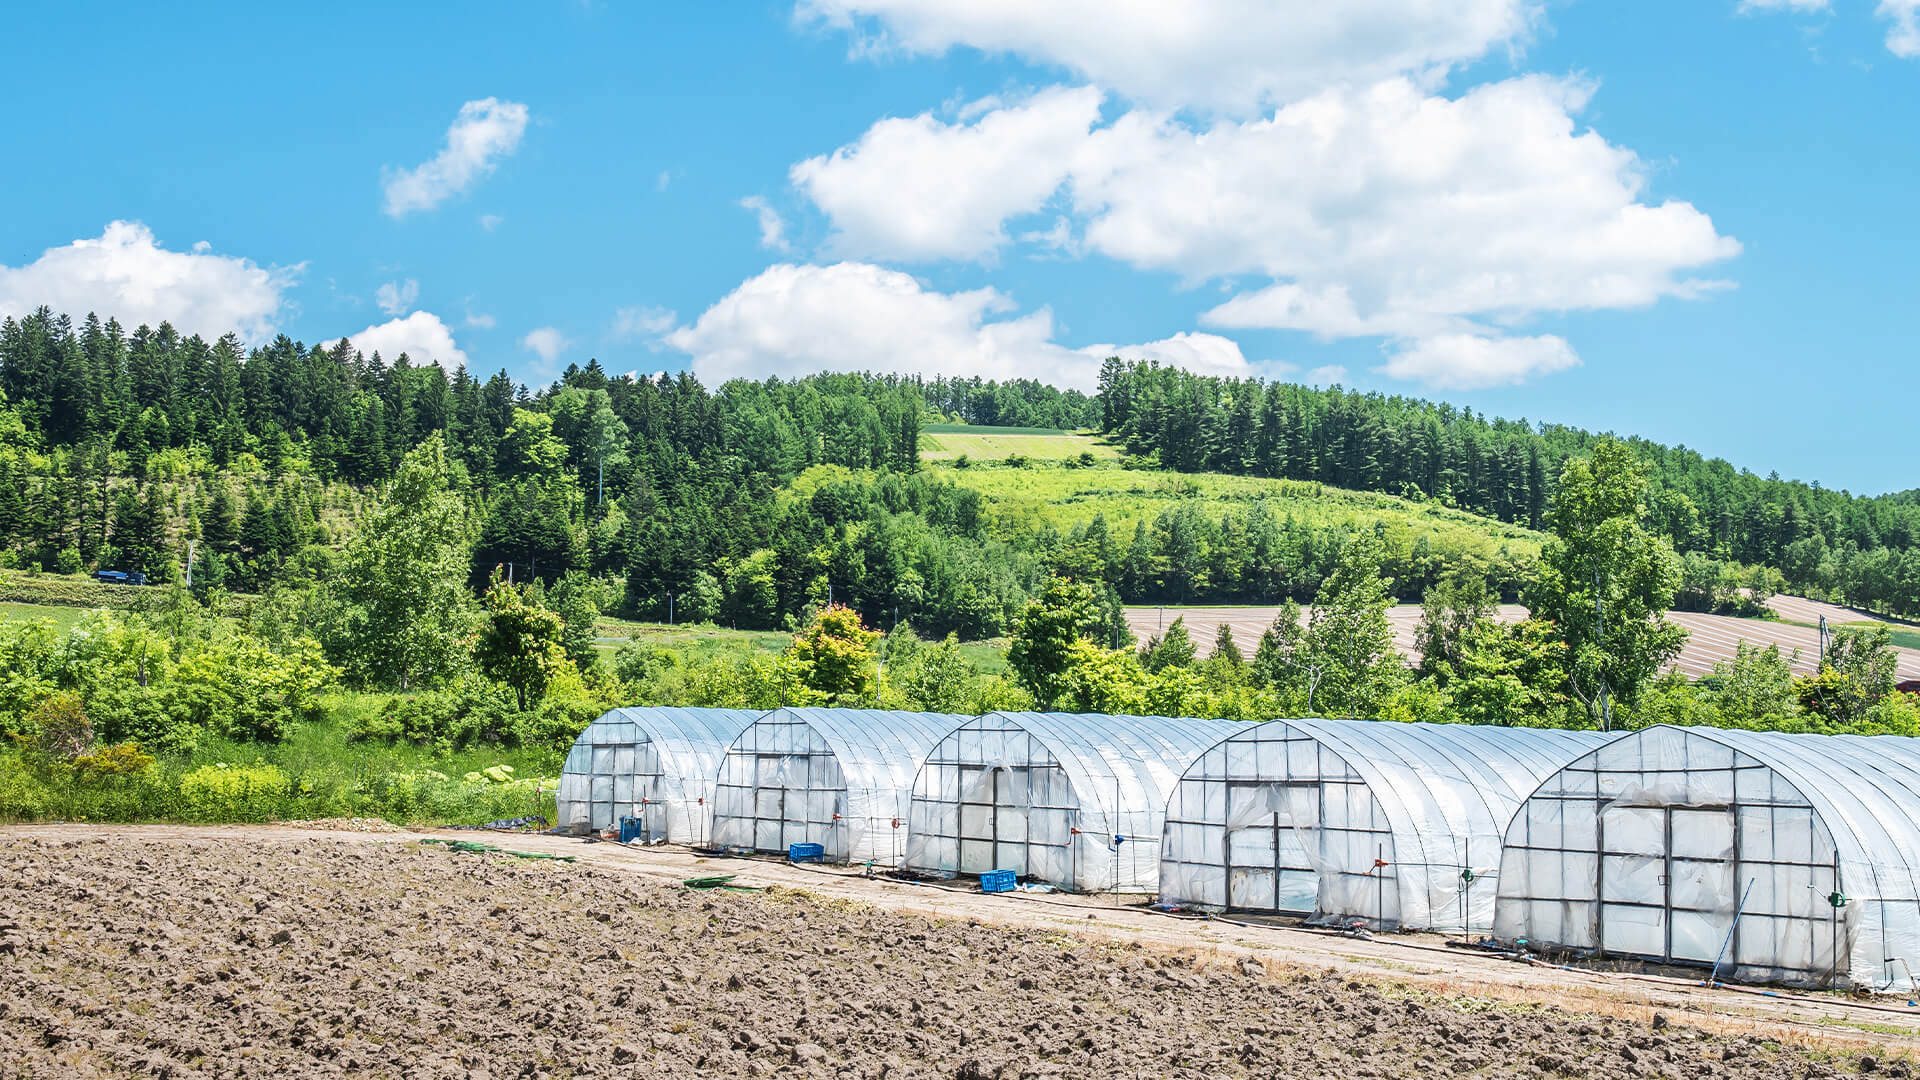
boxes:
[176,762,293,822]
[69,742,156,783]
[24,692,91,766]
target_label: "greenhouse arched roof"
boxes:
[556,706,766,841]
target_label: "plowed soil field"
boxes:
[0,828,1908,1079]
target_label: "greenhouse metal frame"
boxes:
[905,712,1243,892]
[1493,725,1920,990]
[1160,719,1609,932]
[710,708,969,866]
[555,707,766,844]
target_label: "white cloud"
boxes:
[612,305,677,341]
[521,326,571,366]
[656,170,673,191]
[791,86,1102,261]
[1747,0,1919,55]
[463,302,496,330]
[797,0,1541,113]
[792,76,1738,387]
[739,196,792,252]
[664,261,1248,391]
[479,213,504,231]
[0,221,302,342]
[382,98,530,218]
[375,278,419,317]
[1377,333,1579,389]
[1883,0,1920,56]
[1305,364,1349,386]
[349,310,468,367]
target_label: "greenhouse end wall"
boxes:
[1492,725,1920,991]
[906,712,1240,892]
[555,707,765,844]
[1160,719,1607,932]
[710,708,967,866]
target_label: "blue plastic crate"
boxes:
[618,817,644,843]
[980,869,1017,893]
[788,842,826,863]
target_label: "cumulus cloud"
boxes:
[521,326,571,366]
[1305,365,1349,387]
[0,221,302,342]
[791,86,1101,261]
[1883,0,1920,56]
[738,196,792,252]
[664,261,1248,390]
[797,0,1541,113]
[375,278,419,317]
[1377,333,1579,389]
[612,305,677,341]
[349,311,468,367]
[479,213,504,231]
[1737,0,1829,9]
[792,76,1739,388]
[383,98,530,218]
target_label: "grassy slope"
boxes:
[931,454,1543,559]
[920,429,1122,463]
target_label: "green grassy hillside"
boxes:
[919,427,1122,463]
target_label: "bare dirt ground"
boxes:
[1128,597,1920,681]
[3,826,1917,1079]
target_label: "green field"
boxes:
[596,615,1008,672]
[932,459,1543,557]
[0,602,90,632]
[919,428,1122,463]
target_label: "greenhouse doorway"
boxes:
[585,741,638,832]
[744,751,848,863]
[1596,800,1844,976]
[957,765,1045,877]
[1223,782,1323,916]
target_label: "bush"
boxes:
[23,691,91,766]
[69,742,155,783]
[176,762,293,822]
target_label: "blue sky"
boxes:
[0,1,1914,493]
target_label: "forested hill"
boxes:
[1,303,1915,627]
[1096,359,1920,615]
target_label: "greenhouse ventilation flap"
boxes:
[555,707,766,845]
[907,711,1244,892]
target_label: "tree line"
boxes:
[1096,359,1920,616]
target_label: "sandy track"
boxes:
[0,825,1914,1079]
[1128,598,1920,681]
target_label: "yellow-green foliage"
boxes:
[177,762,292,821]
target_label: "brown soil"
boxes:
[0,827,1909,1079]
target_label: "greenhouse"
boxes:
[1493,725,1920,990]
[555,707,766,844]
[1160,719,1608,932]
[710,708,969,866]
[904,712,1243,893]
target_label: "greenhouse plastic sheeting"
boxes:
[906,712,1243,892]
[1161,719,1607,932]
[710,708,968,866]
[1493,725,1920,991]
[555,707,764,844]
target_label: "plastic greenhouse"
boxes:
[1493,725,1920,990]
[1160,719,1608,932]
[710,708,969,866]
[555,707,765,843]
[905,712,1244,892]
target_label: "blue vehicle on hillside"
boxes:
[94,570,148,586]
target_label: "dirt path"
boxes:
[3,823,1917,1077]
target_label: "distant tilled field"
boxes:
[0,834,1887,1080]
[1130,596,1920,681]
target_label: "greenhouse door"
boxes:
[1599,804,1736,965]
[1224,783,1321,916]
[588,743,638,831]
[636,742,668,842]
[958,766,1031,876]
